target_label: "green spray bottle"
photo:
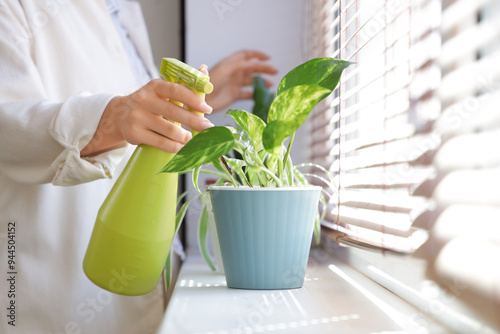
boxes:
[83,58,213,296]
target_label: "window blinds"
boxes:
[414,0,500,322]
[308,0,439,254]
[308,0,500,324]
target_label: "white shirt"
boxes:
[0,1,165,333]
[106,0,152,86]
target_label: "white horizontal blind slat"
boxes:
[334,165,434,189]
[434,90,500,138]
[440,18,500,69]
[416,204,500,245]
[434,239,500,305]
[328,206,416,235]
[339,189,430,213]
[322,220,429,253]
[440,0,494,34]
[330,133,439,171]
[415,167,500,206]
[439,51,500,103]
[312,112,415,152]
[432,129,500,171]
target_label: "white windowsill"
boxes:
[157,249,446,334]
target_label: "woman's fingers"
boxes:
[238,90,254,100]
[238,49,271,61]
[139,127,187,153]
[144,114,192,142]
[199,64,209,76]
[145,97,213,132]
[147,79,213,114]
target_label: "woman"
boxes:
[0,1,276,333]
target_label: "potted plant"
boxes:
[161,57,352,289]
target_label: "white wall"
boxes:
[137,0,182,67]
[186,0,307,114]
[184,0,310,252]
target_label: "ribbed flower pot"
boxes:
[209,186,321,290]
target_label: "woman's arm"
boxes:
[81,79,213,157]
[0,3,213,186]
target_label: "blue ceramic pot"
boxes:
[209,186,321,290]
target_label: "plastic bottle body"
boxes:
[83,144,177,296]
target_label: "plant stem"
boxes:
[236,167,252,187]
[283,132,295,174]
[259,163,282,186]
[285,154,294,186]
[219,156,239,186]
[251,152,281,186]
[257,172,267,187]
[277,155,284,183]
[299,172,336,193]
[295,162,336,188]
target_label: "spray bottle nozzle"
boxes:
[160,58,214,94]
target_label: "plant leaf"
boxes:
[160,126,234,173]
[198,204,216,271]
[285,154,293,186]
[166,193,198,290]
[263,85,330,154]
[252,76,275,122]
[176,190,191,206]
[277,57,353,95]
[164,249,173,290]
[314,214,321,245]
[175,195,197,232]
[247,167,262,186]
[212,157,241,186]
[192,165,201,193]
[227,109,266,152]
[228,126,254,156]
[294,168,307,185]
[211,156,228,176]
[225,157,251,186]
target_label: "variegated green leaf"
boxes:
[277,57,353,95]
[192,165,201,193]
[227,109,266,152]
[198,204,216,271]
[263,85,330,154]
[160,126,234,173]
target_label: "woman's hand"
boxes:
[81,78,214,157]
[206,50,278,112]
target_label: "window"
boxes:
[307,0,500,332]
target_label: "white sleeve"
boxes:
[0,2,128,186]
